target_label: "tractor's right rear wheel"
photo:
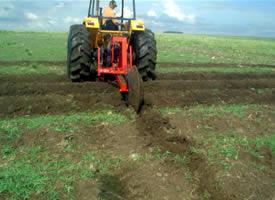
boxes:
[67,24,96,82]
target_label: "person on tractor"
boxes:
[102,0,119,30]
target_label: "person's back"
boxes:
[103,6,116,19]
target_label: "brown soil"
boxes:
[167,112,275,200]
[1,60,275,68]
[0,73,274,117]
[135,109,230,200]
[1,67,275,200]
[158,72,275,81]
[158,62,275,68]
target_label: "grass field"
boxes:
[1,30,275,65]
[0,30,274,200]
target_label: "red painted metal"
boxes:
[97,36,133,93]
[116,75,128,93]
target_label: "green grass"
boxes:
[129,153,151,162]
[0,146,123,200]
[156,33,275,65]
[159,107,183,115]
[174,154,187,166]
[0,30,274,198]
[202,191,211,200]
[0,109,127,199]
[159,104,275,170]
[0,110,127,141]
[0,64,64,75]
[2,63,274,75]
[193,104,268,118]
[255,135,275,154]
[193,132,275,170]
[250,88,273,94]
[1,31,275,66]
[0,31,66,61]
[5,64,275,76]
[158,66,275,74]
[161,104,265,118]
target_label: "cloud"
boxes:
[27,22,44,29]
[147,9,158,18]
[64,16,81,24]
[163,0,196,24]
[116,7,133,18]
[151,20,164,27]
[0,3,14,17]
[55,2,65,9]
[0,0,274,38]
[123,7,133,18]
[47,17,58,25]
[24,12,38,21]
[48,2,66,14]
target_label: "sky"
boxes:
[0,0,275,38]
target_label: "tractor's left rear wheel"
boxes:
[67,24,96,82]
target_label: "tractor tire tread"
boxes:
[67,24,96,82]
[132,29,157,81]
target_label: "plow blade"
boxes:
[127,66,144,113]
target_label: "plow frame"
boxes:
[97,36,133,93]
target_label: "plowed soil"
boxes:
[1,66,274,200]
[0,72,274,117]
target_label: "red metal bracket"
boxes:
[97,36,133,93]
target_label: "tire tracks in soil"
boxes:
[1,70,274,198]
[1,73,274,118]
[136,108,230,199]
[1,79,274,96]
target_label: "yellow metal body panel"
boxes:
[83,17,100,29]
[130,20,145,31]
[83,17,146,49]
[83,17,100,49]
[90,29,100,49]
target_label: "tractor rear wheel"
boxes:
[132,29,157,81]
[67,24,96,82]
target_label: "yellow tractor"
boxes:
[67,0,157,112]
